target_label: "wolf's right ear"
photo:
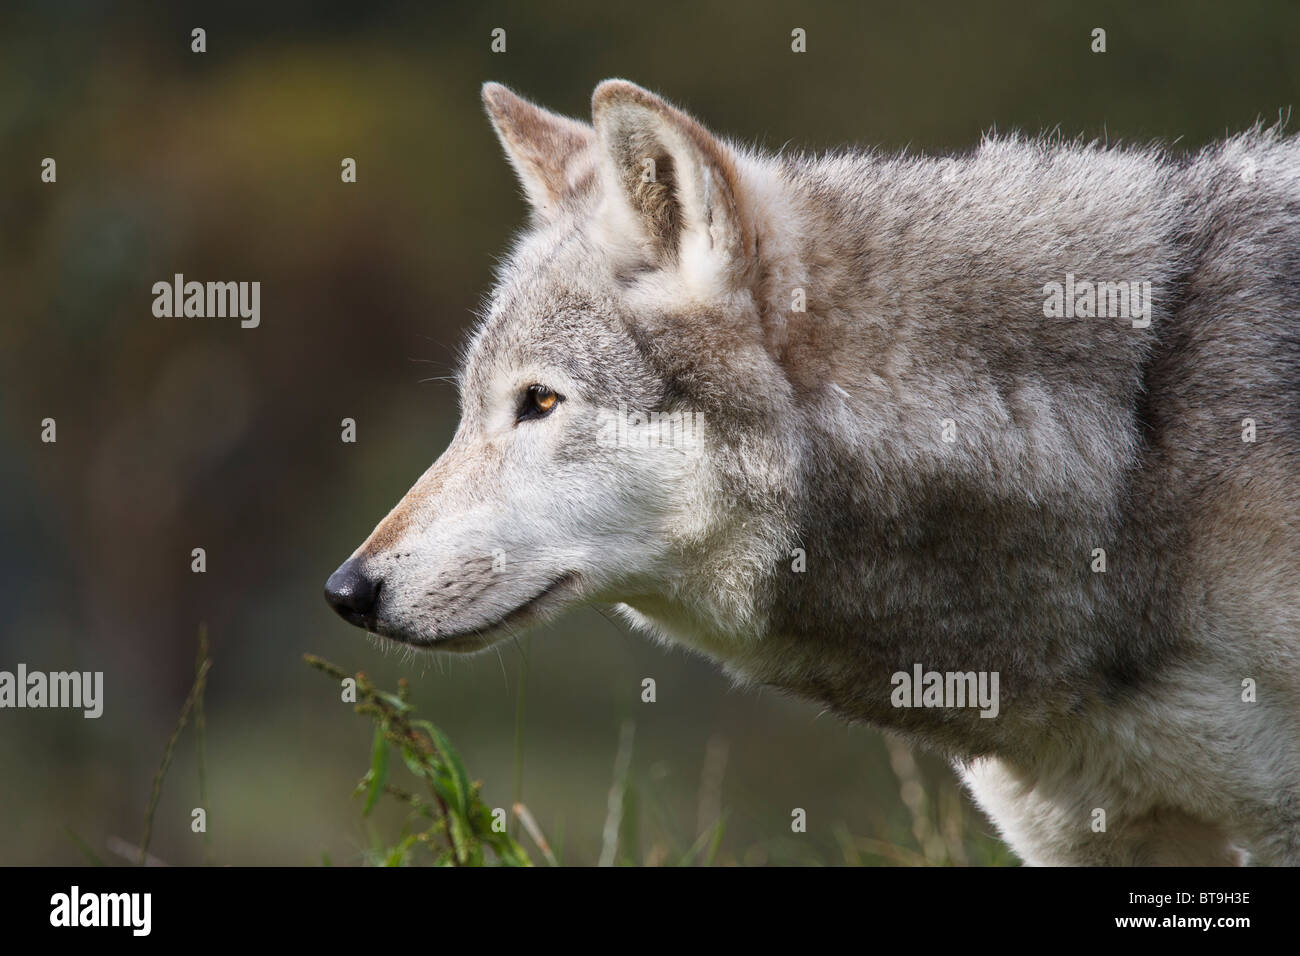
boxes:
[482,83,596,218]
[591,80,754,285]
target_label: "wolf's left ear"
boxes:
[592,80,754,282]
[483,83,596,218]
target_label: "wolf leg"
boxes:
[960,756,1245,866]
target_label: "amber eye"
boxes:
[517,384,563,422]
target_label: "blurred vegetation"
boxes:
[301,652,1008,867]
[2,0,1295,865]
[305,654,531,867]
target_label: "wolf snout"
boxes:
[324,557,382,626]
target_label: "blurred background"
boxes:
[1,0,1295,865]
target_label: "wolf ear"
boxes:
[482,83,596,217]
[591,80,753,280]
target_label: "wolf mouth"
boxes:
[389,572,580,649]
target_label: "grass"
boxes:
[304,654,531,866]
[137,627,211,865]
[303,653,1011,867]
[67,629,1011,866]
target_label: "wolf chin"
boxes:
[325,79,1300,866]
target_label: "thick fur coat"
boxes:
[326,80,1300,865]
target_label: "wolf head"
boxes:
[325,80,798,655]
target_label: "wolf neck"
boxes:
[692,144,1183,757]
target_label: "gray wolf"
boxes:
[325,79,1300,866]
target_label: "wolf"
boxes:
[325,79,1300,866]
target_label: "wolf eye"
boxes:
[517,384,563,422]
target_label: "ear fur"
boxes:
[482,82,596,217]
[591,79,753,278]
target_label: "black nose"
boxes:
[325,557,381,626]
